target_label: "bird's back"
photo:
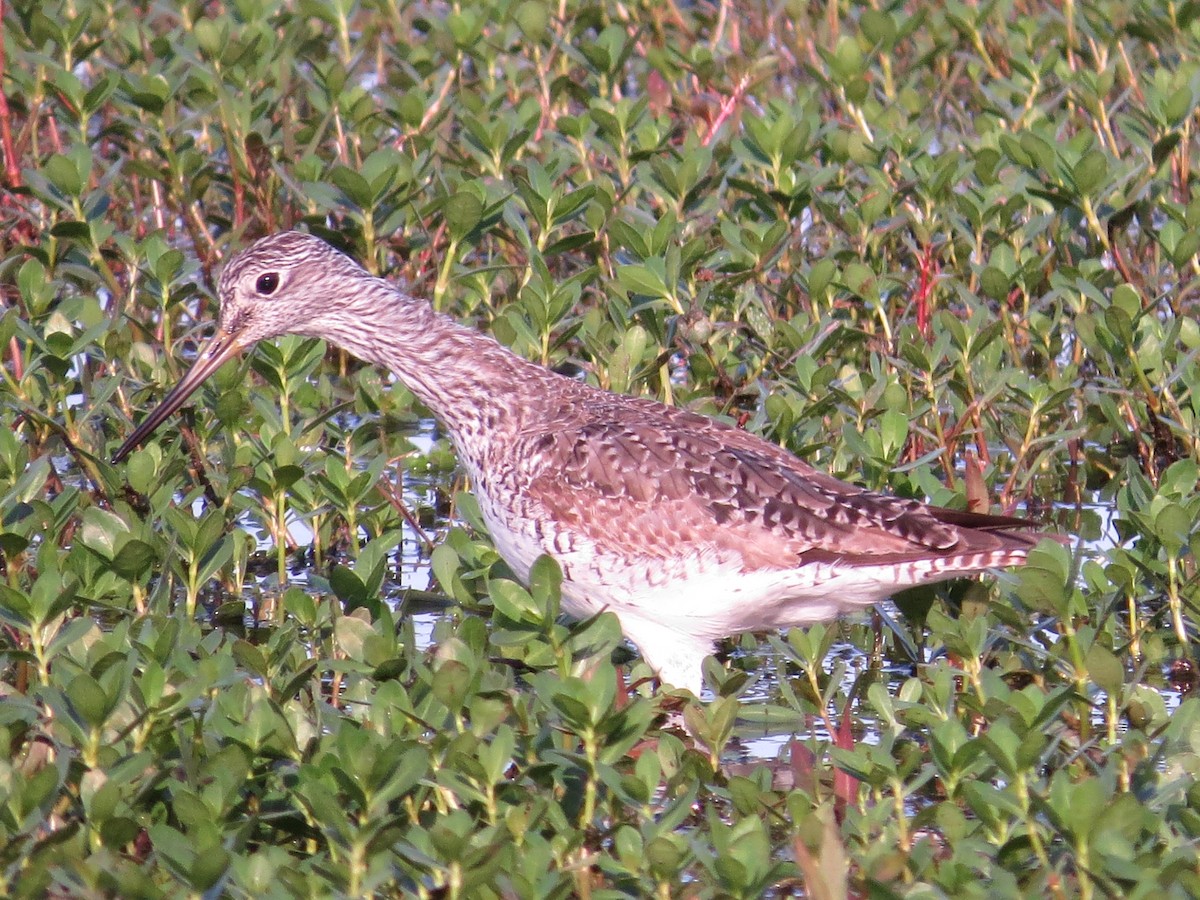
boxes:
[455,373,1049,623]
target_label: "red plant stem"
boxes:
[914,243,938,340]
[702,74,748,147]
[0,0,20,188]
[832,695,858,821]
[8,336,22,381]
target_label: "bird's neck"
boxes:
[315,285,558,448]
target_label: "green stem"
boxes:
[275,489,289,593]
[1014,772,1052,869]
[1167,555,1187,648]
[434,237,460,312]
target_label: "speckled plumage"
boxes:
[114,231,1062,693]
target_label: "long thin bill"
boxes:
[111,331,246,463]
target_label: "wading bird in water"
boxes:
[113,231,1063,694]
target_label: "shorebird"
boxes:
[113,231,1062,694]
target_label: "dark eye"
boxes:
[256,272,280,295]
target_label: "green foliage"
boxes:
[0,0,1198,895]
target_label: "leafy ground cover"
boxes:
[2,0,1199,895]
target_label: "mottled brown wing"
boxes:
[514,400,1029,568]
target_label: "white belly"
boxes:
[471,481,948,693]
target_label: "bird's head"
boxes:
[214,231,365,345]
[111,231,360,463]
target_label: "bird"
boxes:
[113,231,1064,694]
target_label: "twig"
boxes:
[376,472,436,552]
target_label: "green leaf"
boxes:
[334,614,374,661]
[615,262,669,299]
[807,258,836,299]
[860,9,897,47]
[232,640,268,679]
[1072,150,1108,195]
[111,539,157,580]
[79,507,129,561]
[1085,643,1124,697]
[1164,85,1195,124]
[44,153,83,197]
[329,564,368,606]
[980,266,1011,301]
[489,579,541,624]
[189,846,230,892]
[514,0,548,42]
[431,544,473,604]
[528,554,562,616]
[444,189,484,242]
[432,659,472,709]
[1018,131,1055,172]
[67,673,110,728]
[879,409,908,457]
[330,165,373,209]
[1152,501,1191,553]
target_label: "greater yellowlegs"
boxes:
[113,231,1063,693]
